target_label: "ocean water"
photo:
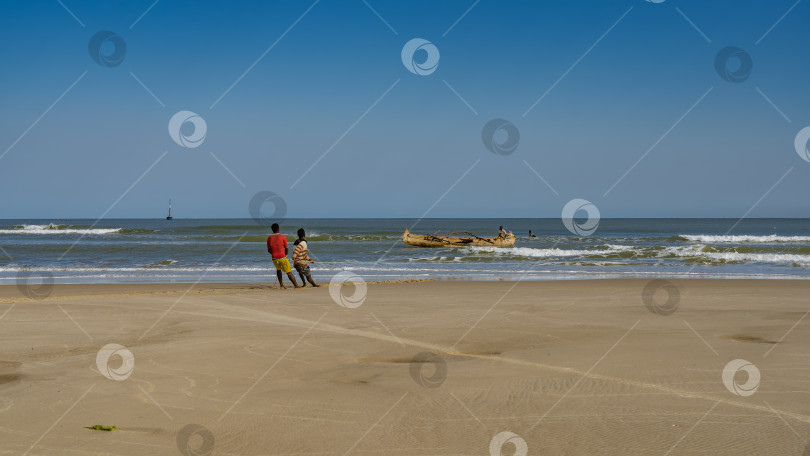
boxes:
[1,218,809,284]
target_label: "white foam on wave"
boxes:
[702,251,810,265]
[681,234,810,243]
[662,245,810,265]
[469,244,634,258]
[0,224,121,235]
[467,243,810,266]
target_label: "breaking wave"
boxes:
[679,234,810,243]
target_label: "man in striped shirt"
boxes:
[293,228,319,287]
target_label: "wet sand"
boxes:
[0,279,808,455]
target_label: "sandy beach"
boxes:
[1,279,808,455]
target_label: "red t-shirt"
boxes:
[267,233,288,259]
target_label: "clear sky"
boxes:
[1,0,808,219]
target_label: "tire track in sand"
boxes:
[175,300,810,424]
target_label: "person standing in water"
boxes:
[529,230,537,238]
[267,223,300,289]
[292,228,319,287]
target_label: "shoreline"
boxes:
[0,279,434,301]
[3,271,810,293]
[3,276,810,301]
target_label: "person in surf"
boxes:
[267,223,301,289]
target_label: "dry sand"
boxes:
[0,279,808,455]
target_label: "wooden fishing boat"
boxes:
[402,228,516,247]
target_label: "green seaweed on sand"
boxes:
[85,425,116,432]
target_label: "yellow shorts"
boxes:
[272,258,291,273]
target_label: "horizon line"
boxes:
[2,217,809,221]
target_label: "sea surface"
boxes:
[1,218,809,284]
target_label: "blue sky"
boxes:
[0,0,808,218]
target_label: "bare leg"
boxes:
[276,270,285,289]
[306,275,319,287]
[297,271,307,286]
[287,272,301,288]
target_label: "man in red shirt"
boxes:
[267,223,300,289]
